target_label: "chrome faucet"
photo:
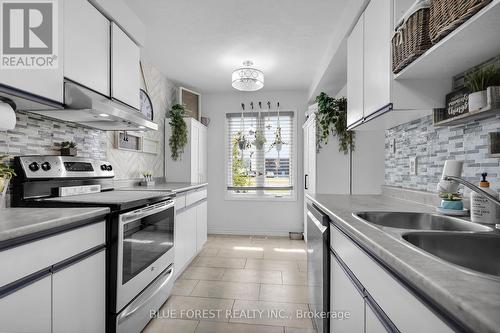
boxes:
[443,175,500,208]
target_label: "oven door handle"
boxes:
[121,199,175,224]
[117,266,174,324]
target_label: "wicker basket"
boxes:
[392,6,432,74]
[430,0,492,44]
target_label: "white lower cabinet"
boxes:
[52,250,106,333]
[365,301,388,333]
[196,200,208,251]
[0,275,52,333]
[330,253,365,333]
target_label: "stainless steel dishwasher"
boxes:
[306,203,330,333]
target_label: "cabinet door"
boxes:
[190,123,200,183]
[347,14,365,128]
[0,275,51,333]
[175,208,197,273]
[330,253,364,333]
[307,119,316,194]
[52,250,106,333]
[64,0,110,96]
[196,201,208,251]
[111,22,140,109]
[363,0,391,117]
[365,301,389,333]
[198,125,208,182]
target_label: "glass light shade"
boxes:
[232,65,264,91]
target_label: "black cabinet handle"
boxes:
[305,174,308,190]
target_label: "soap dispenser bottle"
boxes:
[471,173,499,224]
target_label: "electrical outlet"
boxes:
[409,157,417,175]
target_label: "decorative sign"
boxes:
[142,138,159,155]
[445,88,469,119]
[115,132,141,151]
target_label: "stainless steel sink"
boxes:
[403,232,500,277]
[354,212,492,232]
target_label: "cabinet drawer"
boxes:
[0,221,105,287]
[185,188,207,207]
[176,195,186,211]
[330,225,452,333]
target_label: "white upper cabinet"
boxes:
[347,14,364,128]
[363,0,391,117]
[64,0,110,96]
[111,22,140,109]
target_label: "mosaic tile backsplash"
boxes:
[385,114,500,194]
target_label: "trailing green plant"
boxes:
[0,155,16,180]
[168,104,188,161]
[231,136,250,190]
[60,141,76,149]
[268,127,287,151]
[235,131,251,150]
[465,65,500,93]
[315,92,354,154]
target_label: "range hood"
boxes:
[29,81,158,131]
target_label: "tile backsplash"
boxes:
[385,114,500,194]
[0,111,107,159]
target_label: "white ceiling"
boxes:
[123,0,348,93]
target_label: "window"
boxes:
[226,110,296,199]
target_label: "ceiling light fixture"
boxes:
[232,61,264,92]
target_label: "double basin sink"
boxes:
[354,212,499,278]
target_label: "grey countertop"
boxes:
[117,182,207,194]
[306,193,500,333]
[0,207,109,248]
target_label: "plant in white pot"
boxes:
[269,127,287,152]
[465,65,500,112]
[252,129,266,150]
[0,155,16,209]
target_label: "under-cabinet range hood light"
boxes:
[29,81,158,131]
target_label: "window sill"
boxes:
[224,192,297,202]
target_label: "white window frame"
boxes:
[224,109,298,202]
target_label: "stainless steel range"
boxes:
[11,155,175,333]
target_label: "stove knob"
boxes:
[106,165,113,171]
[101,164,107,171]
[41,162,51,171]
[28,162,40,172]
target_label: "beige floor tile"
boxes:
[222,269,282,284]
[191,280,260,300]
[180,267,226,281]
[285,328,317,333]
[282,271,308,285]
[260,284,310,304]
[263,247,307,261]
[217,248,265,259]
[297,261,307,272]
[198,248,220,257]
[161,296,234,322]
[193,256,246,269]
[195,321,283,333]
[230,300,313,328]
[142,318,199,333]
[172,279,199,296]
[245,259,300,271]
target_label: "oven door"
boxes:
[116,199,175,312]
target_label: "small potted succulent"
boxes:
[465,65,500,112]
[0,155,16,209]
[140,171,155,186]
[269,127,286,152]
[252,129,266,150]
[439,192,464,211]
[60,141,77,156]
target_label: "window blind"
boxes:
[226,111,295,197]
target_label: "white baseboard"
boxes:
[207,227,297,237]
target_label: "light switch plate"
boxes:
[409,157,417,175]
[390,138,396,154]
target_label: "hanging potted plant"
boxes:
[169,104,188,161]
[315,93,354,154]
[0,155,16,209]
[252,129,266,150]
[235,131,251,150]
[60,141,77,156]
[465,65,500,112]
[269,127,287,152]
